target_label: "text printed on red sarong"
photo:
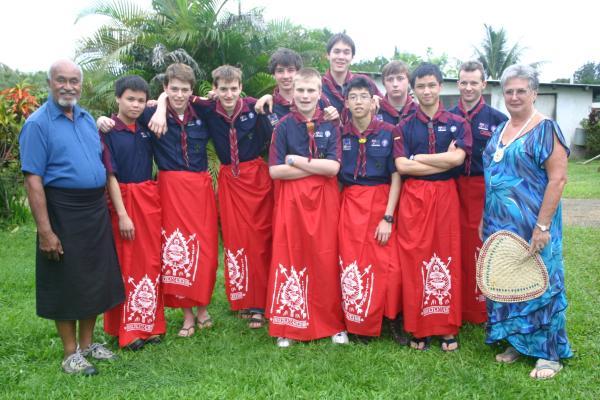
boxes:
[125,274,159,332]
[340,258,374,323]
[225,247,248,301]
[270,264,309,329]
[161,228,199,287]
[421,254,452,316]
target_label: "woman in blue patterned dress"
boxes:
[481,64,572,379]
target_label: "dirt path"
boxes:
[562,199,600,228]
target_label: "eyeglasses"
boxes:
[347,94,371,102]
[503,88,530,97]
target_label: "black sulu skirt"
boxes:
[36,186,125,320]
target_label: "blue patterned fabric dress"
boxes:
[482,119,573,361]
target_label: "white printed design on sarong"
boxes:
[474,246,485,302]
[340,258,374,323]
[421,253,452,316]
[225,248,248,301]
[269,264,309,329]
[125,274,159,332]
[161,228,199,287]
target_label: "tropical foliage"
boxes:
[352,47,459,78]
[573,61,600,84]
[0,84,39,226]
[581,110,600,157]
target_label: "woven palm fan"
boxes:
[477,230,549,303]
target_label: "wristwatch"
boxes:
[382,215,394,223]
[535,223,550,232]
[286,156,295,166]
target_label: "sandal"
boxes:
[177,325,195,338]
[124,338,145,351]
[238,309,252,320]
[440,336,459,352]
[248,314,265,329]
[197,316,213,330]
[409,336,431,351]
[144,335,162,345]
[496,346,520,363]
[530,359,563,380]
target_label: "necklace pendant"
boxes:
[493,147,504,162]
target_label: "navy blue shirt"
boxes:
[269,111,341,166]
[141,104,209,172]
[322,70,382,118]
[191,97,271,164]
[339,118,396,186]
[19,97,106,189]
[449,98,507,176]
[376,96,418,126]
[393,106,472,181]
[101,116,153,183]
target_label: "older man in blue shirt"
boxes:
[19,59,124,376]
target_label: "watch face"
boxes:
[383,215,393,223]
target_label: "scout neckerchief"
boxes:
[110,114,137,134]
[167,101,199,169]
[344,118,380,180]
[400,96,418,120]
[322,69,354,105]
[273,87,292,107]
[458,96,485,124]
[415,103,447,155]
[291,107,324,161]
[215,98,244,177]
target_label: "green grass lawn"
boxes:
[563,160,600,199]
[1,225,599,399]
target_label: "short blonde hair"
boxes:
[293,68,322,89]
[212,65,243,86]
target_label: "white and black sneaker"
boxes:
[331,331,349,345]
[80,343,118,361]
[61,351,98,376]
[276,337,294,348]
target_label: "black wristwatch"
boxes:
[382,215,394,223]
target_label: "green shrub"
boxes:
[581,110,600,156]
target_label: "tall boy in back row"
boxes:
[449,61,507,324]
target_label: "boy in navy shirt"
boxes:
[101,75,165,350]
[377,60,418,125]
[393,63,472,352]
[267,68,347,347]
[338,77,402,342]
[449,61,507,324]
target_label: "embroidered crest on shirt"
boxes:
[421,253,452,316]
[270,264,309,329]
[225,248,248,301]
[125,274,159,332]
[340,258,375,323]
[161,228,199,287]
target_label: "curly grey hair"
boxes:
[500,64,539,92]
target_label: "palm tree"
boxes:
[473,24,523,80]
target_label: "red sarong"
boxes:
[266,175,345,341]
[218,158,273,310]
[457,175,487,324]
[104,181,166,347]
[158,171,218,308]
[397,179,462,338]
[339,184,401,336]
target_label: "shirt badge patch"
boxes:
[268,113,279,126]
[437,126,447,132]
[196,119,202,126]
[248,112,255,119]
[370,139,381,147]
[450,125,457,133]
[491,125,497,132]
[478,122,489,130]
[140,131,149,138]
[381,139,389,147]
[240,115,248,122]
[314,131,324,138]
[343,138,352,151]
[324,130,331,138]
[375,114,384,121]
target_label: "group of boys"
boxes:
[33,32,507,374]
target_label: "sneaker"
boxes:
[276,337,294,348]
[61,351,98,376]
[80,343,118,361]
[331,331,349,345]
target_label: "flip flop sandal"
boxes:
[177,326,195,338]
[496,346,520,363]
[197,317,213,330]
[238,310,252,320]
[248,315,265,329]
[409,336,431,351]
[531,359,563,380]
[440,337,459,352]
